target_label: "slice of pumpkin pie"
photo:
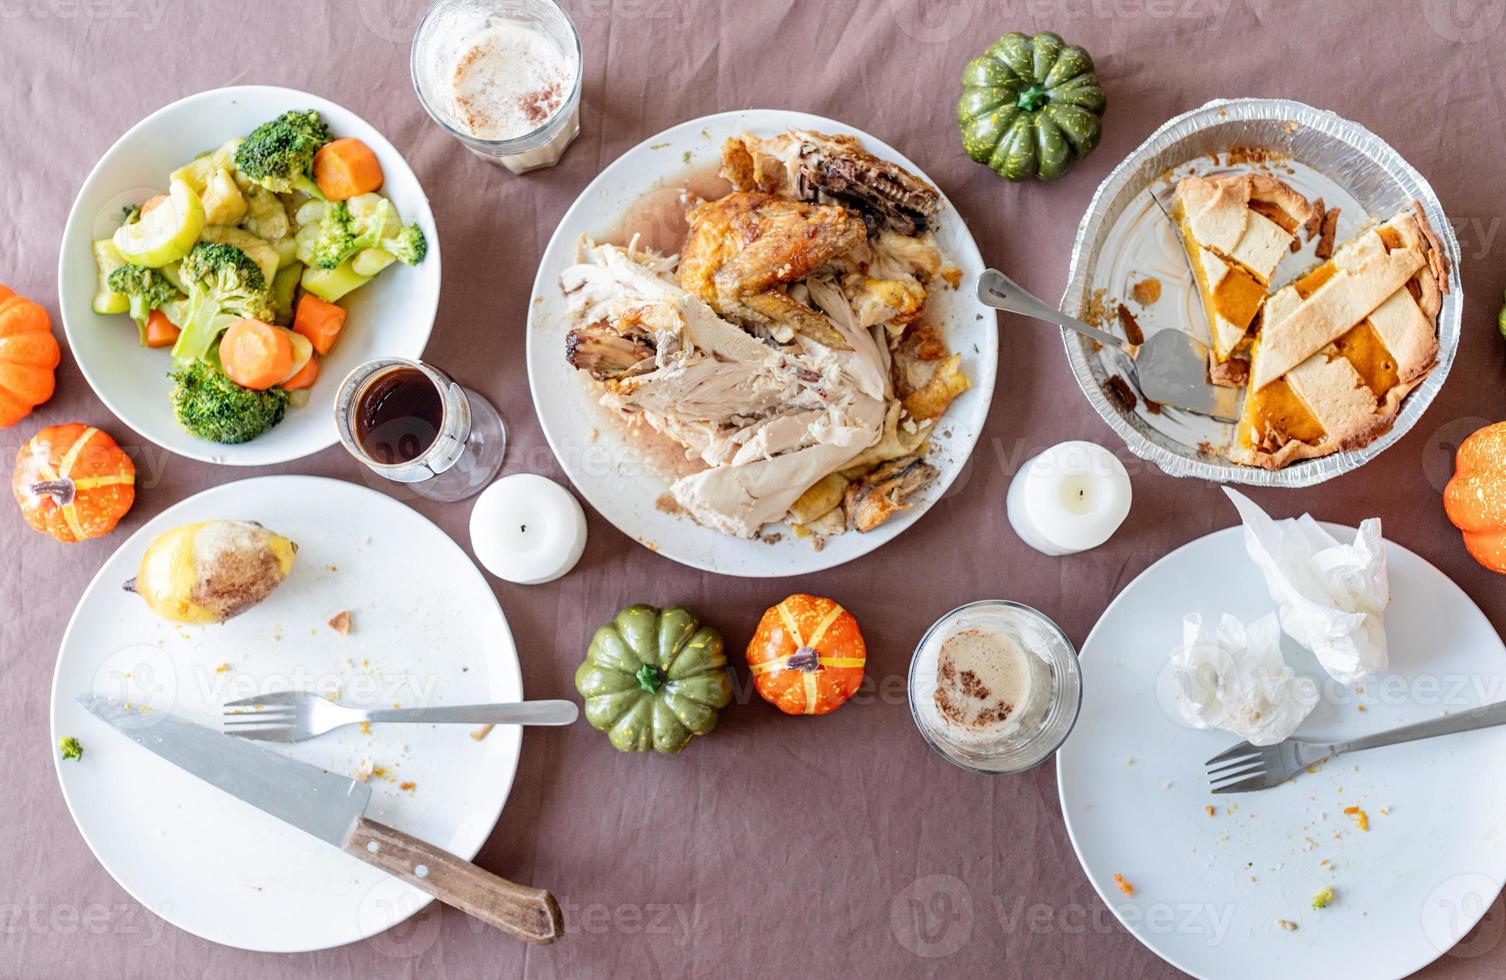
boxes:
[1172,174,1316,362]
[1233,204,1449,468]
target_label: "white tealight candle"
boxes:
[469,474,587,585]
[1006,441,1131,556]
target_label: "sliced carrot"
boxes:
[144,309,180,348]
[282,351,320,390]
[292,293,348,355]
[219,318,295,391]
[313,138,385,200]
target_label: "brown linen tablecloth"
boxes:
[3,1,1505,977]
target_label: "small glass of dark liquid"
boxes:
[335,357,505,501]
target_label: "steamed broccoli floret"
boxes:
[309,196,427,269]
[106,264,183,340]
[170,360,289,444]
[120,203,141,225]
[171,242,277,362]
[58,736,83,762]
[232,110,331,197]
[383,224,428,266]
[311,200,363,269]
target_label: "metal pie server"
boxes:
[976,268,1243,423]
[78,695,562,945]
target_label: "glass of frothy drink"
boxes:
[411,0,583,173]
[908,600,1083,774]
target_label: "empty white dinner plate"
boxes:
[526,109,997,576]
[1058,523,1506,979]
[50,476,522,952]
[58,86,440,465]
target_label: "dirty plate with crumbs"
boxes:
[49,475,523,952]
[1057,524,1506,980]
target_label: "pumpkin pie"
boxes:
[1233,204,1449,468]
[1172,174,1316,362]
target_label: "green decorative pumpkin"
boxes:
[575,604,733,754]
[957,31,1107,182]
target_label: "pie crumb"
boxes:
[1113,873,1134,896]
[1316,206,1341,259]
[1115,303,1145,345]
[1105,375,1137,412]
[1131,278,1161,306]
[1303,197,1325,240]
[470,724,494,741]
[329,611,353,635]
[1276,919,1298,932]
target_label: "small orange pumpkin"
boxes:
[746,594,866,715]
[13,424,136,543]
[1444,421,1506,574]
[0,285,61,428]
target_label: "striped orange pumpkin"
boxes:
[13,424,135,542]
[746,594,866,715]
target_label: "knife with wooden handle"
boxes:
[79,695,562,944]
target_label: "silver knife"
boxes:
[78,695,562,944]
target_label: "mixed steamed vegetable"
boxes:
[90,110,427,444]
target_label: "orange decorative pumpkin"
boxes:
[0,285,61,428]
[746,594,866,715]
[13,424,136,543]
[1445,421,1506,574]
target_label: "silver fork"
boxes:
[223,691,579,742]
[1206,700,1506,793]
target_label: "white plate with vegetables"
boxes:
[50,475,525,951]
[58,86,440,465]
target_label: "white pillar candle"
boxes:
[469,474,587,584]
[1006,441,1131,556]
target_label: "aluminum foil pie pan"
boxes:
[1061,98,1462,487]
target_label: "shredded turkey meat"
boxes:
[559,130,971,542]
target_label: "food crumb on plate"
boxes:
[1206,805,1216,817]
[360,721,371,735]
[329,610,353,635]
[399,781,416,793]
[1276,919,1298,932]
[1312,886,1335,910]
[1344,806,1369,832]
[470,724,494,741]
[215,663,229,673]
[1113,873,1134,896]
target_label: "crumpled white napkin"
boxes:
[1224,488,1389,683]
[1170,612,1319,745]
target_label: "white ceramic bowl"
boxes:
[58,86,441,465]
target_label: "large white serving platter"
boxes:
[50,476,523,952]
[526,109,997,576]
